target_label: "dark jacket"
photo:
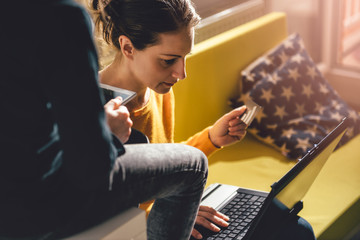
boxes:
[0,0,124,236]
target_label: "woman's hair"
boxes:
[91,0,200,50]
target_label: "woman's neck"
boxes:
[99,52,149,111]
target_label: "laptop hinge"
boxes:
[289,200,303,216]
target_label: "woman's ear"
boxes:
[118,35,134,59]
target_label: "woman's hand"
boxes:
[208,106,248,148]
[104,97,133,143]
[191,206,229,239]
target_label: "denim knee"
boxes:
[182,144,208,186]
[296,217,316,240]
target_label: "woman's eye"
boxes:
[163,59,176,66]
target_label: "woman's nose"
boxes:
[172,59,186,80]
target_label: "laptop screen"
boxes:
[273,118,349,209]
[245,118,349,240]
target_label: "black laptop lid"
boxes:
[246,117,349,239]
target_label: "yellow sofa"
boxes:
[173,12,360,239]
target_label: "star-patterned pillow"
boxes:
[230,33,360,159]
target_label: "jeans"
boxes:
[49,143,208,240]
[111,143,208,240]
[279,216,316,240]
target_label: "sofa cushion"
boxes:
[230,33,360,159]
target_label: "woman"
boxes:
[90,0,315,239]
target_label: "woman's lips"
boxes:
[163,81,177,87]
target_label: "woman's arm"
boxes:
[184,106,248,156]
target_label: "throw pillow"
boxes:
[230,33,360,159]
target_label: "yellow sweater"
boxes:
[130,89,219,156]
[132,89,219,214]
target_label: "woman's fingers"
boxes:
[191,206,230,239]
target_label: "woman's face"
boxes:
[131,26,194,94]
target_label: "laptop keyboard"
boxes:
[199,191,266,240]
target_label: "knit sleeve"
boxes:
[182,126,222,157]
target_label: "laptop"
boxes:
[193,117,349,240]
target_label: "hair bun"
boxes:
[92,0,111,10]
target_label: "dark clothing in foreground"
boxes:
[0,0,120,235]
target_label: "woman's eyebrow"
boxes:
[160,54,181,58]
[161,52,193,57]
